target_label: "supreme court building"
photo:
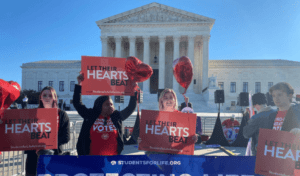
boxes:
[21,3,300,112]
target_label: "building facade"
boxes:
[96,2,215,95]
[20,3,300,111]
[21,59,300,111]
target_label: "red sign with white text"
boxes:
[0,108,58,151]
[255,129,300,176]
[81,56,135,96]
[138,110,196,155]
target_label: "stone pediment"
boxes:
[96,2,215,26]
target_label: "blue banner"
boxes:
[37,155,260,176]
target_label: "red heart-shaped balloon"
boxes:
[0,79,21,110]
[173,56,193,93]
[5,81,21,108]
[0,79,11,110]
[125,56,153,83]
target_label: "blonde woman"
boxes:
[139,88,198,154]
[158,88,179,112]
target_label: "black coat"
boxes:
[73,85,137,155]
[25,109,70,175]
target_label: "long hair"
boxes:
[38,86,58,108]
[158,88,178,111]
[93,96,114,115]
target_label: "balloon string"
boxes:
[136,86,140,120]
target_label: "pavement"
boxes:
[121,144,246,156]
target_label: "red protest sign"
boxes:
[138,110,196,155]
[81,56,135,96]
[255,128,300,176]
[0,108,58,151]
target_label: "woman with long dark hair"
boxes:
[25,86,70,176]
[73,74,137,155]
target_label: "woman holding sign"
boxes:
[139,88,198,154]
[25,86,70,176]
[74,74,137,156]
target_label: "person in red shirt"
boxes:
[241,82,300,148]
[74,74,137,156]
[222,115,240,128]
[270,82,300,134]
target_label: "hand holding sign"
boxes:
[139,110,196,155]
[81,56,138,95]
[77,73,84,86]
[0,108,58,151]
[173,56,193,94]
[290,128,300,137]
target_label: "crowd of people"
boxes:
[6,73,298,175]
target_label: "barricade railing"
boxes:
[60,120,83,156]
[61,121,77,154]
[0,151,25,176]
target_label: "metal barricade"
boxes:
[61,121,83,155]
[61,121,76,153]
[0,151,25,176]
[61,120,83,156]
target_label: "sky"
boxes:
[0,0,299,86]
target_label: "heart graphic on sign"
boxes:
[173,56,193,93]
[125,56,153,83]
[0,79,21,110]
[101,133,109,140]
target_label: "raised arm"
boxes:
[120,91,137,121]
[72,74,91,119]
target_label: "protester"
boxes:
[221,115,240,128]
[25,86,70,176]
[242,82,300,156]
[73,74,137,156]
[182,107,202,144]
[269,83,300,134]
[23,95,28,109]
[139,88,198,154]
[243,93,276,156]
[179,97,193,111]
